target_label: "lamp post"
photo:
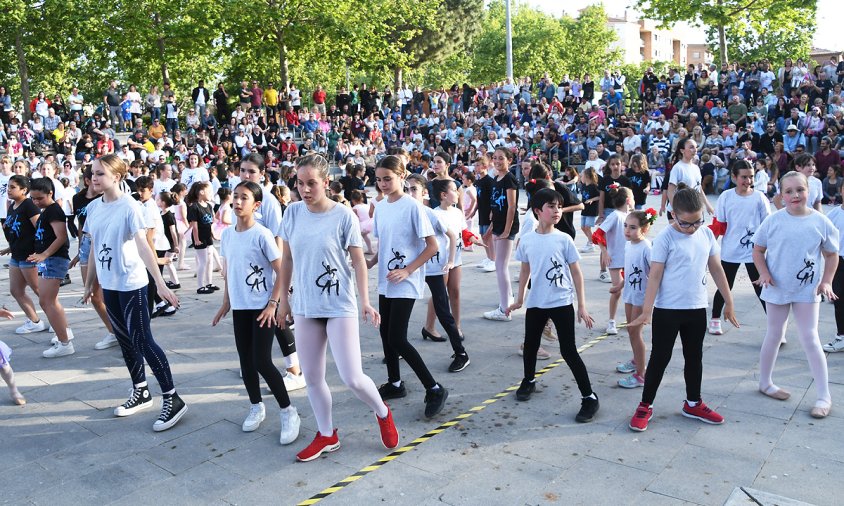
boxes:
[505,0,513,80]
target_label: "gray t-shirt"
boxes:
[514,228,580,309]
[753,209,839,304]
[280,201,362,318]
[623,239,651,306]
[84,195,149,292]
[373,195,434,299]
[715,189,771,263]
[220,223,280,310]
[651,225,719,309]
[423,206,449,277]
[826,206,844,256]
[434,206,465,267]
[255,185,284,238]
[598,209,627,269]
[667,161,702,213]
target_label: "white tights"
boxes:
[494,237,514,310]
[294,316,388,435]
[760,302,831,407]
[195,247,216,287]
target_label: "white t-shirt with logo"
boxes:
[220,222,280,310]
[667,160,702,213]
[373,195,434,299]
[623,239,651,307]
[650,225,719,310]
[514,228,580,309]
[715,189,771,263]
[598,209,627,269]
[83,195,150,291]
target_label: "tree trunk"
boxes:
[394,66,403,91]
[278,29,290,92]
[15,32,30,122]
[153,12,170,84]
[718,24,728,66]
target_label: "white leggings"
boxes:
[494,237,514,310]
[294,316,388,435]
[760,302,831,406]
[195,246,216,287]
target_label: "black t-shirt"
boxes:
[490,172,519,236]
[162,210,176,251]
[34,202,69,259]
[598,174,632,210]
[4,199,40,261]
[552,181,581,239]
[72,190,101,231]
[580,183,600,217]
[625,169,651,206]
[475,174,494,226]
[187,202,214,248]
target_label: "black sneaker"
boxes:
[159,304,177,317]
[197,286,213,295]
[378,381,407,400]
[516,378,536,401]
[114,385,153,417]
[165,281,181,289]
[424,384,448,418]
[575,394,600,423]
[60,274,72,287]
[153,393,188,432]
[448,353,470,372]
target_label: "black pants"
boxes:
[233,309,290,408]
[712,261,765,318]
[274,325,296,357]
[832,258,844,335]
[379,296,436,389]
[425,275,465,356]
[642,308,706,405]
[523,305,592,397]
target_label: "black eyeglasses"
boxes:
[676,218,705,229]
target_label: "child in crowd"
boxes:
[592,186,633,335]
[350,189,374,254]
[578,167,600,253]
[157,191,181,290]
[825,196,844,353]
[0,307,26,405]
[186,181,218,294]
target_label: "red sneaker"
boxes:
[296,429,340,462]
[377,405,399,449]
[682,400,724,425]
[629,402,653,432]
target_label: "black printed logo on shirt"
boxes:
[246,263,267,292]
[428,250,440,264]
[797,258,815,286]
[315,261,339,296]
[628,265,643,291]
[739,228,755,249]
[98,244,113,271]
[545,258,565,287]
[387,248,407,271]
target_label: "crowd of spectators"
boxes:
[1,56,844,202]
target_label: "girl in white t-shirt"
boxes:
[277,154,397,462]
[592,186,632,336]
[82,154,186,432]
[367,155,448,419]
[349,189,374,254]
[170,183,190,271]
[666,138,714,221]
[772,154,822,211]
[506,188,599,422]
[213,180,301,446]
[708,160,771,335]
[612,209,656,389]
[628,184,738,432]
[753,171,838,418]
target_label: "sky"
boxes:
[526,0,840,51]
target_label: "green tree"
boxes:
[635,0,815,66]
[560,4,623,79]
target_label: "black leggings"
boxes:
[425,275,465,355]
[523,305,592,397]
[274,325,296,357]
[832,258,844,335]
[642,308,706,405]
[378,296,436,389]
[712,261,765,318]
[233,309,290,408]
[146,250,168,311]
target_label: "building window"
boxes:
[693,52,700,58]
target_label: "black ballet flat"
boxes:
[421,327,447,342]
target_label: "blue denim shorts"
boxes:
[79,234,91,264]
[581,215,597,228]
[37,257,70,279]
[9,258,36,269]
[479,224,490,235]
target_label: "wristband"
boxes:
[267,299,279,306]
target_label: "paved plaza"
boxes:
[1,195,840,506]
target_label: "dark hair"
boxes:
[494,146,513,161]
[791,153,815,170]
[524,178,552,200]
[672,137,694,164]
[234,181,263,203]
[349,189,366,203]
[376,155,407,177]
[30,177,55,196]
[529,188,564,217]
[217,187,232,202]
[134,175,154,191]
[462,171,476,183]
[329,181,343,194]
[730,159,754,177]
[528,163,551,181]
[159,191,178,207]
[9,174,30,191]
[627,210,652,228]
[430,178,456,202]
[672,183,704,213]
[185,181,210,205]
[607,186,632,209]
[241,152,266,173]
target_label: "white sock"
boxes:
[135,381,148,388]
[284,353,298,369]
[584,393,597,400]
[391,381,402,388]
[686,399,698,407]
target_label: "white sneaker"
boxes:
[242,402,266,432]
[283,371,307,391]
[475,259,488,269]
[823,336,844,353]
[51,328,75,345]
[483,307,511,322]
[708,319,723,335]
[48,325,55,333]
[598,271,611,283]
[481,259,496,272]
[606,320,618,335]
[16,319,49,334]
[94,333,119,350]
[43,341,75,358]
[579,243,595,253]
[279,406,301,445]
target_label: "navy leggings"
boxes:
[103,286,174,392]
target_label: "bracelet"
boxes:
[267,299,279,306]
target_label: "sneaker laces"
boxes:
[158,396,173,421]
[124,387,142,407]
